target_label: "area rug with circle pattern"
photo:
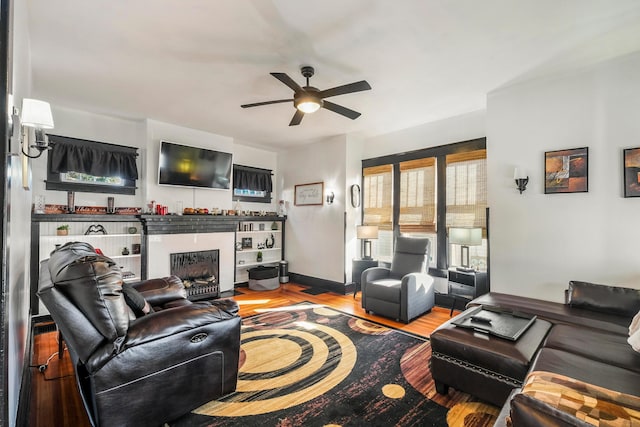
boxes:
[171,304,498,427]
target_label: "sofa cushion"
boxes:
[568,280,640,317]
[469,292,631,335]
[530,348,640,396]
[543,324,640,373]
[510,370,640,427]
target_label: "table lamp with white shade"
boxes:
[449,227,482,270]
[357,225,379,260]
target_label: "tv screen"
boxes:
[158,141,232,190]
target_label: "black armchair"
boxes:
[361,235,434,323]
[38,242,241,427]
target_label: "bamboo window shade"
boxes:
[445,149,487,234]
[399,158,436,233]
[363,164,393,230]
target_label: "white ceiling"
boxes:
[25,0,640,149]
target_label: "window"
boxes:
[46,135,138,195]
[233,164,273,203]
[361,138,487,273]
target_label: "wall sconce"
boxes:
[18,98,55,159]
[514,168,529,194]
[326,190,335,205]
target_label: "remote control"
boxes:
[470,315,492,324]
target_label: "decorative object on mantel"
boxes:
[623,147,640,198]
[56,224,69,236]
[544,147,588,194]
[107,197,115,214]
[278,200,287,216]
[67,191,75,213]
[294,182,324,206]
[85,224,107,235]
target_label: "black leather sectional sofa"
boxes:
[466,281,640,426]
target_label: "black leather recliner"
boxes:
[38,241,241,427]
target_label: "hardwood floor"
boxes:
[28,283,456,427]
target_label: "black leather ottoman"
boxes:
[430,308,552,406]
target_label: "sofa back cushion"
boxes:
[48,241,130,340]
[568,280,640,318]
[390,236,430,278]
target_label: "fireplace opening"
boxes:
[170,249,220,300]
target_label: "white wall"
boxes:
[32,106,145,208]
[6,0,35,425]
[362,110,486,160]
[487,52,640,301]
[278,136,347,283]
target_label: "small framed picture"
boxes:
[294,182,324,206]
[241,237,253,249]
[544,147,588,194]
[623,147,640,198]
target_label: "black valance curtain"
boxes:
[48,135,139,180]
[233,164,272,192]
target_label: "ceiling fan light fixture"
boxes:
[295,95,322,114]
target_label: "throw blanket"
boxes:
[519,371,640,426]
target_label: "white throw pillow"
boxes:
[629,329,640,353]
[630,310,640,336]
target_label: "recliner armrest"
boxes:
[361,266,391,284]
[401,272,434,291]
[87,300,239,372]
[131,276,186,306]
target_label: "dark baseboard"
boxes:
[290,272,354,295]
[17,314,39,427]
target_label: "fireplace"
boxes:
[170,249,220,300]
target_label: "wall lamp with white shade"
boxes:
[18,98,55,159]
[514,167,529,194]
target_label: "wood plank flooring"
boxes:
[28,283,456,427]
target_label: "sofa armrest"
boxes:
[568,281,640,317]
[131,276,187,306]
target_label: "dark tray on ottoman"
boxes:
[451,305,537,341]
[430,306,552,406]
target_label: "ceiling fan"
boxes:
[241,66,372,126]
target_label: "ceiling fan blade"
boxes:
[289,110,304,126]
[271,73,303,92]
[318,80,371,99]
[322,101,361,120]
[241,99,292,108]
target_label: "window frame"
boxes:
[361,137,487,276]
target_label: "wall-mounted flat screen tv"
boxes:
[158,140,232,190]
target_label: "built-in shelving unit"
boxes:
[31,214,142,315]
[235,221,284,284]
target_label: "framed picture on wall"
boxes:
[544,147,588,194]
[623,147,640,198]
[294,182,324,206]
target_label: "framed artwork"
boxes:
[294,182,324,206]
[623,147,640,198]
[241,237,253,249]
[544,147,588,194]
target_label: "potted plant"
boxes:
[56,224,69,236]
[256,251,263,263]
